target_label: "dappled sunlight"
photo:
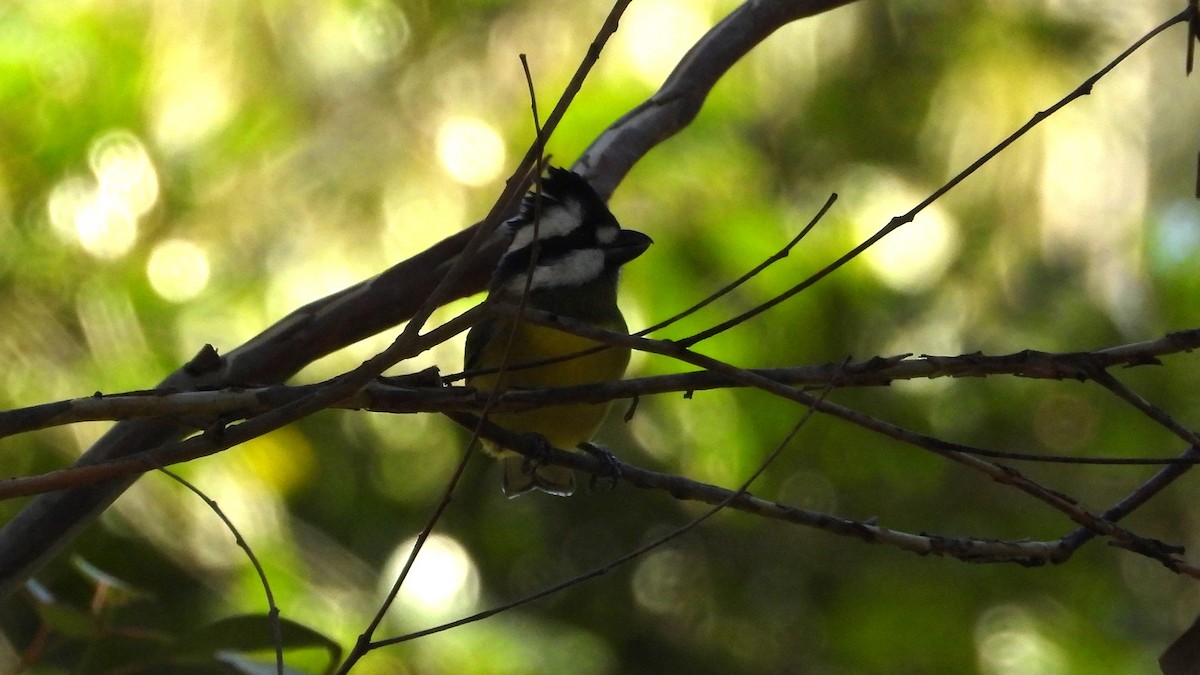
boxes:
[74,285,152,390]
[381,175,468,261]
[47,130,158,260]
[146,4,240,154]
[611,0,715,88]
[748,3,862,112]
[111,453,288,575]
[846,168,960,294]
[381,534,480,624]
[880,289,969,370]
[1151,199,1200,272]
[1039,100,1151,334]
[631,545,714,624]
[974,604,1068,675]
[264,247,364,326]
[3,1,1199,672]
[282,0,410,90]
[437,115,507,187]
[352,409,463,502]
[147,238,211,302]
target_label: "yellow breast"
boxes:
[467,319,630,450]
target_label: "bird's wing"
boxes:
[463,315,499,375]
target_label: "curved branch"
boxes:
[576,0,859,196]
[0,0,857,599]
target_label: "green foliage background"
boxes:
[2,1,1200,673]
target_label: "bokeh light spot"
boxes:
[616,0,712,87]
[89,129,159,217]
[46,130,158,260]
[631,545,711,625]
[382,534,480,622]
[147,239,211,302]
[437,116,506,187]
[1151,199,1200,272]
[382,177,467,261]
[975,604,1067,675]
[351,1,410,64]
[74,196,137,260]
[848,170,959,293]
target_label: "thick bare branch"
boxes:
[5,329,1200,438]
[576,0,860,196]
[0,0,858,601]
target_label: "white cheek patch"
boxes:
[506,200,584,253]
[502,248,604,293]
[596,224,618,245]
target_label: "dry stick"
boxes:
[1092,368,1200,450]
[1,390,1182,570]
[374,363,845,650]
[0,0,858,599]
[10,328,1200,442]
[445,193,838,384]
[454,1,865,379]
[156,466,285,675]
[343,53,558,675]
[680,6,1195,348]
[0,357,1175,567]
[1055,369,1200,557]
[577,0,862,197]
[0,0,633,601]
[1062,445,1200,554]
[642,195,836,335]
[1187,0,1198,75]
[0,195,515,597]
[447,412,1068,566]
[4,7,1190,588]
[398,2,631,343]
[336,11,633,672]
[481,305,1185,567]
[15,330,1200,503]
[0,305,482,503]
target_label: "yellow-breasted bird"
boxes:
[465,167,652,497]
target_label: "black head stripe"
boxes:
[490,167,646,294]
[504,167,619,246]
[491,231,606,291]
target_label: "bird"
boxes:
[464,166,652,497]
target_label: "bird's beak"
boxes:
[606,229,653,266]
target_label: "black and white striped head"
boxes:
[490,167,652,297]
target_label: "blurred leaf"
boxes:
[72,555,148,606]
[215,651,315,675]
[1161,612,1200,675]
[170,614,341,675]
[33,600,97,639]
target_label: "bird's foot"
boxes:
[579,442,622,491]
[519,433,555,471]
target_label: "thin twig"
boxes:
[10,329,1200,441]
[680,6,1194,348]
[155,466,284,675]
[375,361,843,649]
[338,18,631,671]
[443,193,838,384]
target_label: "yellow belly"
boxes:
[467,319,630,450]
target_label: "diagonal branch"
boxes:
[577,0,861,196]
[0,0,862,601]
